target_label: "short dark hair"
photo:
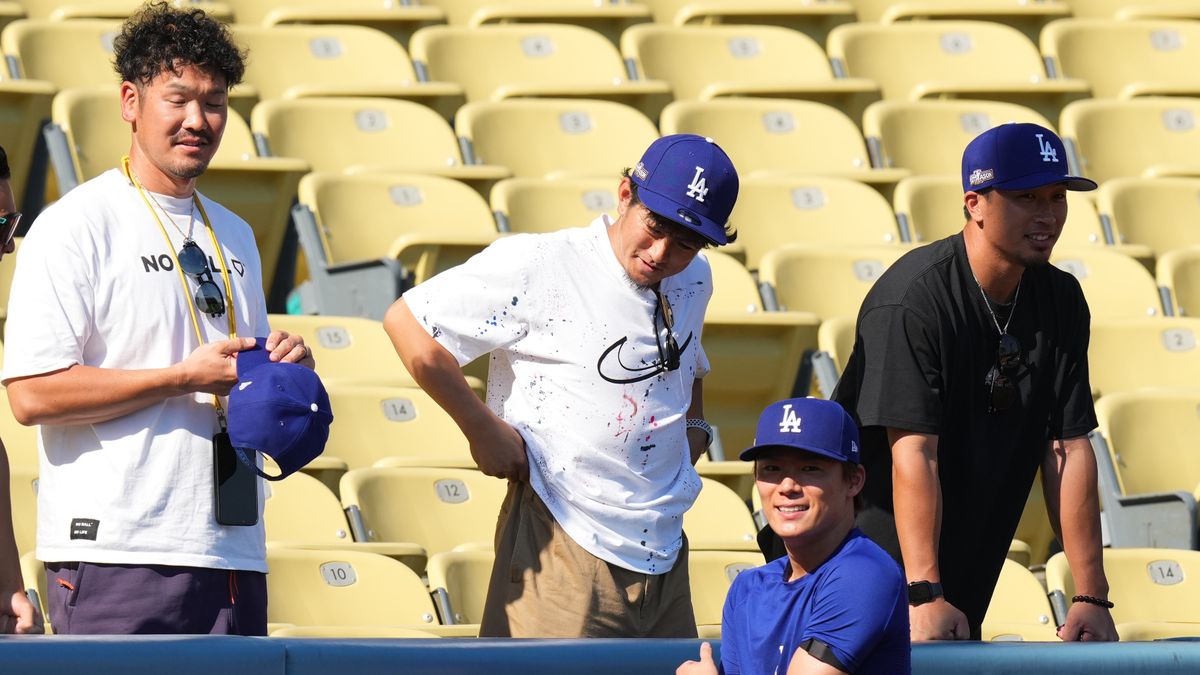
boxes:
[113,2,246,89]
[621,168,738,246]
[963,187,994,221]
[0,145,10,181]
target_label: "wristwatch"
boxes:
[907,580,944,606]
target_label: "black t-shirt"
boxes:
[831,233,1096,635]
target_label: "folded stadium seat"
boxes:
[232,24,465,122]
[264,547,478,635]
[45,86,309,299]
[418,0,650,46]
[826,20,1089,125]
[1050,248,1166,319]
[638,0,855,47]
[758,245,906,321]
[621,24,879,127]
[862,99,1052,178]
[1059,97,1200,184]
[1042,19,1200,100]
[455,98,659,179]
[1158,247,1200,317]
[339,467,506,564]
[2,19,257,120]
[659,99,910,198]
[980,558,1059,642]
[251,97,510,198]
[17,0,233,21]
[322,382,477,472]
[223,0,445,48]
[264,471,427,573]
[847,0,1069,44]
[1006,540,1032,568]
[0,386,38,472]
[289,172,500,319]
[7,465,36,559]
[1056,0,1200,21]
[0,81,55,213]
[426,549,495,626]
[1096,178,1200,261]
[1046,547,1200,639]
[811,314,856,398]
[489,177,617,234]
[683,477,759,552]
[730,176,904,270]
[688,550,764,639]
[269,625,442,637]
[1089,318,1200,398]
[408,24,671,121]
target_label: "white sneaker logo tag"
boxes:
[685,166,709,203]
[1036,134,1059,163]
[778,404,803,434]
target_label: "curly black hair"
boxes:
[113,2,246,88]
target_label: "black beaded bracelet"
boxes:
[1072,594,1115,609]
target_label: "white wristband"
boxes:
[686,418,713,448]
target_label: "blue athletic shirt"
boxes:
[720,529,910,675]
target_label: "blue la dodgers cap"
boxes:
[962,122,1097,193]
[227,338,333,481]
[630,133,739,246]
[740,398,860,465]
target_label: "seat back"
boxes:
[759,245,905,320]
[253,97,467,174]
[864,100,1053,177]
[1096,389,1200,497]
[981,558,1058,641]
[732,176,901,268]
[660,99,873,177]
[490,177,618,234]
[323,383,474,470]
[1058,0,1200,20]
[1158,247,1200,317]
[1051,248,1164,319]
[827,21,1050,101]
[705,250,763,314]
[3,19,122,87]
[621,24,835,101]
[426,549,495,625]
[1060,97,1200,184]
[455,98,658,179]
[264,471,355,544]
[409,23,632,103]
[1097,177,1200,259]
[1042,19,1200,98]
[1088,318,1200,397]
[266,314,420,388]
[683,477,758,551]
[687,550,764,629]
[817,315,857,374]
[1046,548,1200,625]
[339,467,508,556]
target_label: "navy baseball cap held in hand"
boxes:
[961,122,1097,193]
[227,338,333,481]
[630,133,739,246]
[740,398,860,464]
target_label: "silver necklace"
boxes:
[129,166,196,242]
[972,271,1021,336]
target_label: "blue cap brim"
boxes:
[739,442,854,464]
[988,172,1098,192]
[636,186,728,246]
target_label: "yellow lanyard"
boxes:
[121,155,238,429]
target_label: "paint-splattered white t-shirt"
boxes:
[403,215,711,574]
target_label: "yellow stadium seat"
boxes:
[8,466,35,558]
[426,548,494,625]
[224,0,444,47]
[688,549,764,638]
[1059,97,1200,184]
[848,0,1069,43]
[251,97,509,197]
[1006,539,1032,568]
[704,250,763,314]
[264,471,427,573]
[266,314,414,389]
[0,82,54,215]
[621,24,878,125]
[454,98,658,179]
[684,477,758,552]
[863,99,1052,177]
[233,24,464,122]
[981,558,1058,641]
[1057,0,1200,21]
[693,457,754,503]
[1051,248,1164,320]
[1096,389,1200,501]
[18,0,233,21]
[640,0,855,46]
[0,236,21,330]
[419,0,649,46]
[46,87,308,297]
[408,24,670,119]
[758,245,906,320]
[1158,247,1200,318]
[1013,472,1057,567]
[265,546,477,635]
[1096,178,1200,261]
[489,177,617,234]
[660,99,909,194]
[339,466,508,557]
[731,176,902,270]
[827,21,1088,124]
[1090,318,1200,398]
[1046,547,1200,638]
[270,625,443,638]
[815,315,856,396]
[1042,19,1200,100]
[0,3,23,38]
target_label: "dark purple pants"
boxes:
[45,561,267,635]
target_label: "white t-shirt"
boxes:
[2,168,270,572]
[403,216,712,574]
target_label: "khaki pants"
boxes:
[479,481,697,638]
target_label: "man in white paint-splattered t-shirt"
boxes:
[385,135,740,637]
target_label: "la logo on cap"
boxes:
[685,166,708,202]
[1035,134,1059,163]
[778,403,803,433]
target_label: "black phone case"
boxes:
[213,431,259,526]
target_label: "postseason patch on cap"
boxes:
[633,162,648,181]
[969,168,994,186]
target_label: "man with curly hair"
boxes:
[2,3,313,634]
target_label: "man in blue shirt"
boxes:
[679,398,909,674]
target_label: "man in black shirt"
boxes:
[816,123,1115,642]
